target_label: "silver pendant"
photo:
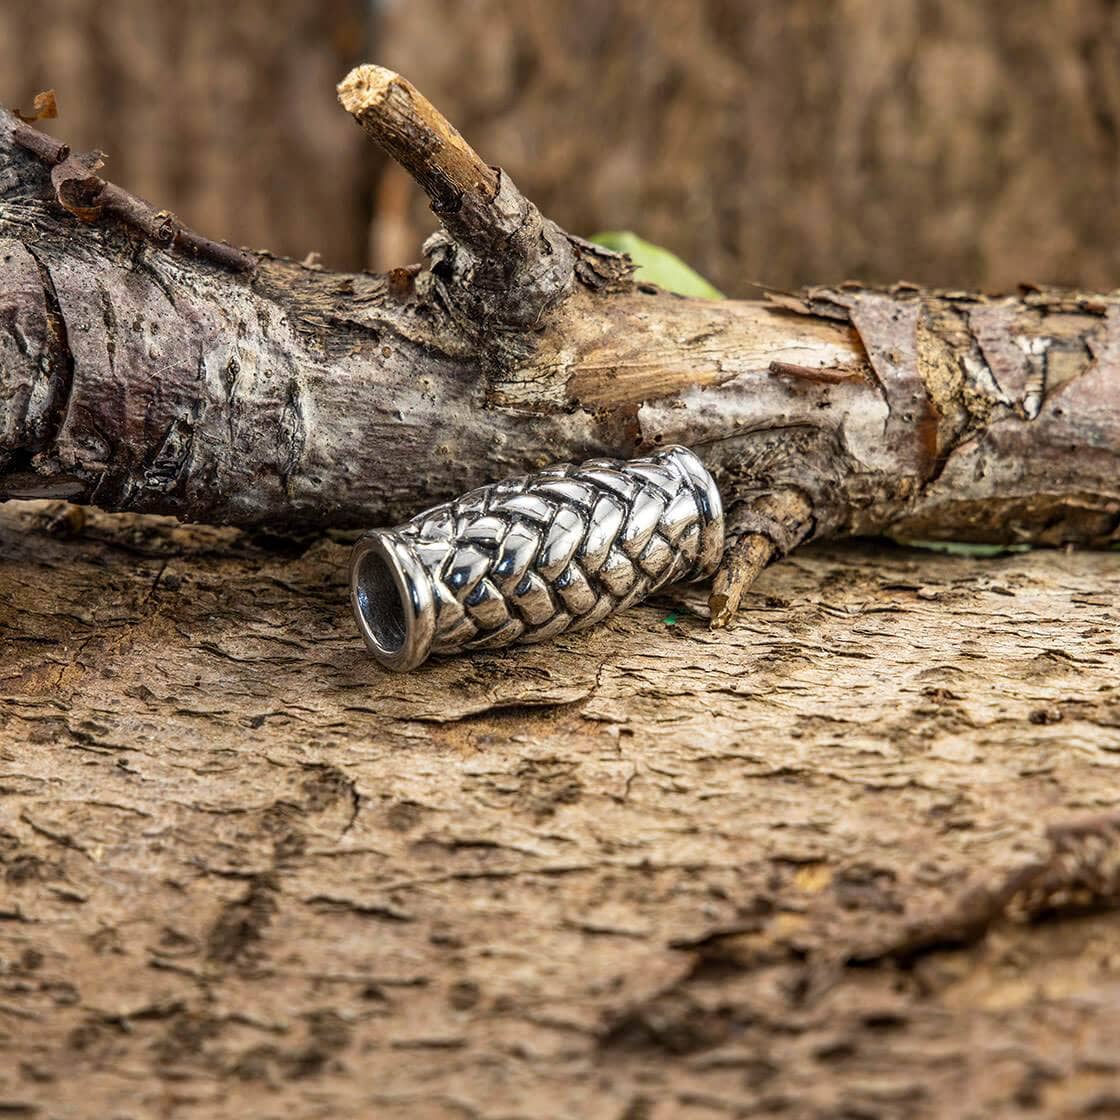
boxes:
[350,446,724,671]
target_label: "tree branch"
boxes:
[13,122,255,273]
[1,68,1119,630]
[337,65,498,214]
[338,64,582,342]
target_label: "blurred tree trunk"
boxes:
[376,0,1120,293]
[9,1,1118,291]
[2,0,373,269]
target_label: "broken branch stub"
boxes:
[337,65,498,213]
[337,64,576,338]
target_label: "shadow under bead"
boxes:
[350,446,724,671]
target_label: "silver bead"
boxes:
[350,446,724,671]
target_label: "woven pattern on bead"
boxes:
[396,450,718,652]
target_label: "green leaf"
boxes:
[588,231,724,300]
[895,539,1033,557]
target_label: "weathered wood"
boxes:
[338,65,499,215]
[1,22,1118,1120]
[1,500,1119,1118]
[2,83,1118,614]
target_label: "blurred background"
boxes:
[5,0,1120,295]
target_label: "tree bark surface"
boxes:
[2,500,1120,1119]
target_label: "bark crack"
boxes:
[21,242,74,458]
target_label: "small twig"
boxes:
[337,65,497,215]
[337,64,577,338]
[708,491,813,627]
[12,122,67,164]
[708,535,774,628]
[13,123,256,274]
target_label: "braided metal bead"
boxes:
[350,446,724,670]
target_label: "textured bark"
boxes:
[1,102,1118,562]
[2,500,1120,1118]
[2,52,1120,1120]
